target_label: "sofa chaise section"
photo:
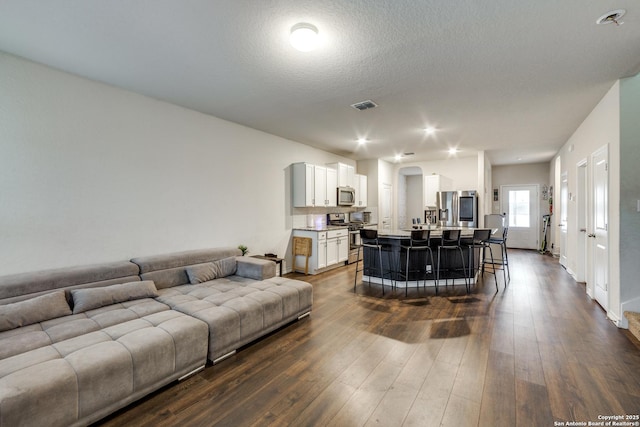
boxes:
[131,247,313,362]
[0,268,208,427]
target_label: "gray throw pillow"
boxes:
[213,257,237,278]
[71,280,159,313]
[0,291,72,332]
[185,263,217,284]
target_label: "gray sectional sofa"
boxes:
[0,247,313,427]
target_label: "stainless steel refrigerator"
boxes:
[437,191,478,227]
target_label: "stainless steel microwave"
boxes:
[337,186,355,206]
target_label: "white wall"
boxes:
[491,162,550,215]
[392,156,478,228]
[406,175,423,224]
[398,156,478,192]
[619,74,640,325]
[478,151,492,226]
[0,52,353,275]
[551,81,621,324]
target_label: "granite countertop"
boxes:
[377,227,494,239]
[293,225,349,232]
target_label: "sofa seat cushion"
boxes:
[156,275,312,360]
[0,309,208,427]
[0,299,169,360]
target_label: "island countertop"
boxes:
[376,227,494,239]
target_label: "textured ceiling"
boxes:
[0,1,639,165]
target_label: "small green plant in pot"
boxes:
[238,245,248,256]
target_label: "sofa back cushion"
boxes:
[0,261,140,305]
[185,263,217,284]
[133,247,241,289]
[0,291,72,332]
[214,257,237,278]
[71,280,159,314]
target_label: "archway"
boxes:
[397,167,423,230]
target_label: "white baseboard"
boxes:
[586,287,594,299]
[608,311,622,328]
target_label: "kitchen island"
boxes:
[358,227,493,292]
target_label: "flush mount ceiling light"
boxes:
[290,23,319,52]
[597,9,626,26]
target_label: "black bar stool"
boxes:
[436,229,469,293]
[485,226,510,285]
[354,229,393,295]
[464,229,498,292]
[398,229,436,296]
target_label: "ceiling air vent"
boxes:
[351,100,378,111]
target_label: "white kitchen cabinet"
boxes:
[314,165,327,207]
[326,167,337,207]
[292,163,315,207]
[326,238,338,266]
[353,174,368,207]
[424,174,453,207]
[317,231,327,269]
[327,162,355,188]
[293,228,348,274]
[337,235,349,262]
[292,162,337,207]
[327,228,349,265]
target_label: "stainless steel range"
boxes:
[327,213,364,264]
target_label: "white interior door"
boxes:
[501,184,539,250]
[559,173,568,267]
[591,146,608,310]
[381,184,392,231]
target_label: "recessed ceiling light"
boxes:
[357,137,368,144]
[394,154,402,161]
[448,148,459,155]
[290,23,319,52]
[424,126,436,135]
[596,9,626,26]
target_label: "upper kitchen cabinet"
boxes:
[353,174,368,207]
[326,167,337,206]
[292,162,337,208]
[327,162,355,188]
[424,174,452,207]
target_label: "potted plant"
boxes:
[238,244,248,256]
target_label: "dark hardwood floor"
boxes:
[97,250,640,427]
